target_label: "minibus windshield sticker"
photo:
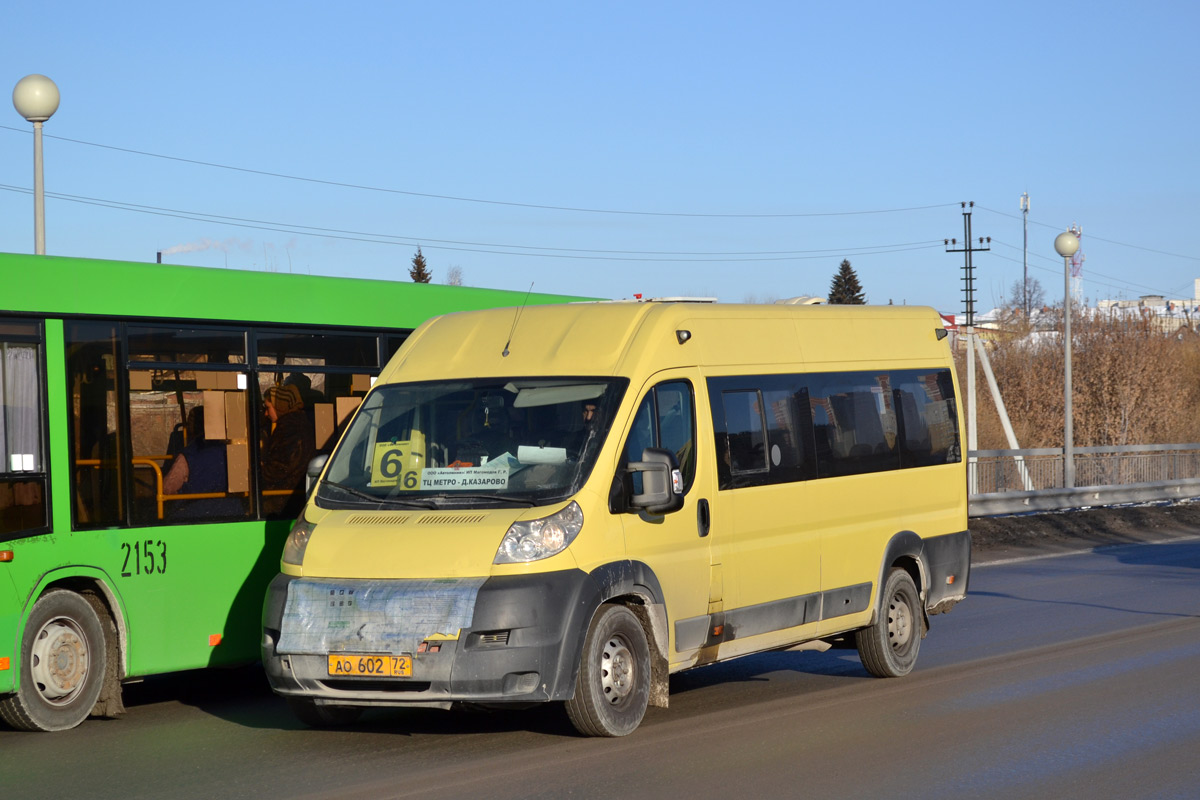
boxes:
[420,462,509,490]
[369,439,424,489]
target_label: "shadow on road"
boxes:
[120,664,581,736]
[1104,540,1200,570]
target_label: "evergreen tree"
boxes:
[409,247,432,283]
[828,259,865,304]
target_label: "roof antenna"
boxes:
[502,282,534,357]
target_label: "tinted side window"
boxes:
[708,368,958,490]
[893,370,961,467]
[807,372,899,478]
[723,390,768,475]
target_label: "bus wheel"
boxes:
[286,696,363,728]
[0,590,108,732]
[565,604,650,737]
[856,568,923,678]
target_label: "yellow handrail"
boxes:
[75,458,298,520]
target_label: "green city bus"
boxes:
[0,252,587,731]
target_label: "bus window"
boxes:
[128,369,252,525]
[807,372,900,478]
[622,381,696,494]
[722,389,768,478]
[66,322,126,528]
[124,325,254,524]
[255,329,380,518]
[256,330,378,368]
[257,377,316,518]
[1,323,48,538]
[127,325,246,365]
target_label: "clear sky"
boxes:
[3,1,1197,313]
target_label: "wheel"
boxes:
[855,568,923,678]
[565,604,650,737]
[0,590,108,732]
[286,696,363,728]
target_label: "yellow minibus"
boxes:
[262,301,969,736]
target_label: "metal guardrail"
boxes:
[968,444,1200,517]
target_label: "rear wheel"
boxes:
[856,568,923,678]
[565,604,650,737]
[286,696,363,728]
[0,590,108,732]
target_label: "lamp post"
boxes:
[1054,229,1081,488]
[12,74,60,255]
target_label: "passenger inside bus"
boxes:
[163,407,240,520]
[260,384,315,516]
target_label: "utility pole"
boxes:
[945,202,990,492]
[1020,193,1030,317]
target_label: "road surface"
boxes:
[2,537,1198,799]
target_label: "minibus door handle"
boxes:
[697,498,710,538]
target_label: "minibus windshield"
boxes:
[317,377,628,509]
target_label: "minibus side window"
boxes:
[892,369,961,467]
[721,389,768,478]
[709,369,958,489]
[807,372,899,478]
[623,380,697,494]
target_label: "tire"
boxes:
[0,590,108,732]
[856,568,923,678]
[286,696,363,728]
[565,604,650,737]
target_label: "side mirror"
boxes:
[628,447,684,515]
[306,453,329,492]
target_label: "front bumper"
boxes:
[261,569,599,708]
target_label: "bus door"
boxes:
[707,377,822,655]
[618,372,717,668]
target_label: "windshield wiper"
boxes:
[321,480,380,502]
[428,493,535,507]
[322,480,439,509]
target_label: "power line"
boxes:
[0,124,957,220]
[977,205,1199,263]
[987,249,1187,300]
[0,183,946,263]
[990,239,1182,298]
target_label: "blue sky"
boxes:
[3,1,1197,312]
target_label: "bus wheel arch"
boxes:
[565,602,652,737]
[0,588,112,731]
[9,577,126,729]
[582,562,669,710]
[855,567,924,679]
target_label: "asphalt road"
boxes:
[2,537,1199,800]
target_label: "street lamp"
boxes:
[1054,229,1081,488]
[12,74,60,255]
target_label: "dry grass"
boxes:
[958,311,1200,449]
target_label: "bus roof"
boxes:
[0,252,595,328]
[382,300,949,383]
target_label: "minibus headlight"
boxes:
[282,511,316,566]
[494,502,584,564]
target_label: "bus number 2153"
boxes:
[120,540,167,576]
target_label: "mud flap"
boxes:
[82,590,125,719]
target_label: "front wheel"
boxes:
[0,590,108,732]
[565,604,650,737]
[855,568,923,678]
